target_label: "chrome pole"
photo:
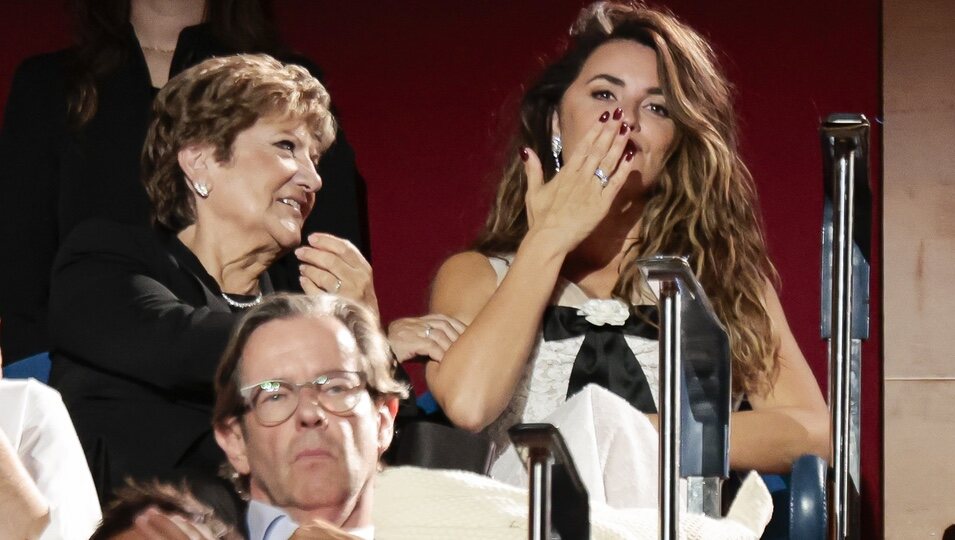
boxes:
[829,146,854,540]
[659,280,682,540]
[822,114,869,540]
[527,447,551,540]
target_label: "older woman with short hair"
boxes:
[48,54,455,501]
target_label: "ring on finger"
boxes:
[594,167,609,188]
[424,324,432,339]
[333,278,342,294]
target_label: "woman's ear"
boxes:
[550,110,562,140]
[178,144,215,197]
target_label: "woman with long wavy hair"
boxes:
[428,1,828,482]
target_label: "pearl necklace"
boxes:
[141,44,176,54]
[221,292,263,310]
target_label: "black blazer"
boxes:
[47,219,258,500]
[0,23,369,362]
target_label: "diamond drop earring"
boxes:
[193,182,210,198]
[551,135,563,172]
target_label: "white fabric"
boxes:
[492,384,659,508]
[374,466,772,539]
[484,256,660,459]
[0,378,101,540]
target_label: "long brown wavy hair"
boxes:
[474,1,779,396]
[65,0,283,129]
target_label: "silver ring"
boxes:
[424,324,432,339]
[333,278,342,294]
[594,167,609,187]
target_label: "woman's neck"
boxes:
[562,196,647,297]
[176,223,278,295]
[130,0,206,51]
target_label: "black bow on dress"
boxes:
[542,305,659,414]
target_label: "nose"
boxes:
[296,386,327,427]
[296,159,323,194]
[625,108,641,133]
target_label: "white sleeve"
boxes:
[18,380,102,540]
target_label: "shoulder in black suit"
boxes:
[48,218,251,501]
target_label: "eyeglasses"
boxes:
[239,371,368,426]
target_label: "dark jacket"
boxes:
[48,218,260,500]
[0,23,369,362]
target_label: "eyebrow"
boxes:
[587,74,626,86]
[586,74,664,95]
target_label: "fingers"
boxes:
[578,108,630,176]
[298,263,340,294]
[387,314,466,362]
[421,313,468,335]
[292,519,361,539]
[304,233,369,271]
[522,147,544,196]
[295,243,374,302]
[562,110,612,173]
[298,274,324,296]
[594,121,635,181]
[521,147,544,228]
[599,140,637,198]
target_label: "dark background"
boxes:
[0,1,883,535]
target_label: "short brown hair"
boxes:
[212,293,408,430]
[142,54,337,232]
[90,480,236,539]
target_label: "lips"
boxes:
[295,447,332,461]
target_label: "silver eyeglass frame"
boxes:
[238,370,368,425]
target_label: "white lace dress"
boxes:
[483,255,661,455]
[482,256,669,507]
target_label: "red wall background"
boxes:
[0,1,883,535]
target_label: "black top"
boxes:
[0,23,369,362]
[47,218,265,499]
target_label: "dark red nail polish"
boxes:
[519,147,529,162]
[599,111,610,123]
[619,122,629,135]
[625,151,635,162]
[613,108,623,120]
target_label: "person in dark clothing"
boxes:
[48,52,338,501]
[0,0,369,364]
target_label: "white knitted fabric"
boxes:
[373,466,772,539]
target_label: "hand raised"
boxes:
[523,109,635,254]
[295,233,379,316]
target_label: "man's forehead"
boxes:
[239,316,361,380]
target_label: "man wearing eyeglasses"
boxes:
[211,293,407,540]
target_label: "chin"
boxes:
[291,482,350,508]
[270,222,304,250]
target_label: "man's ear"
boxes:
[214,417,251,475]
[177,143,216,191]
[376,397,399,457]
